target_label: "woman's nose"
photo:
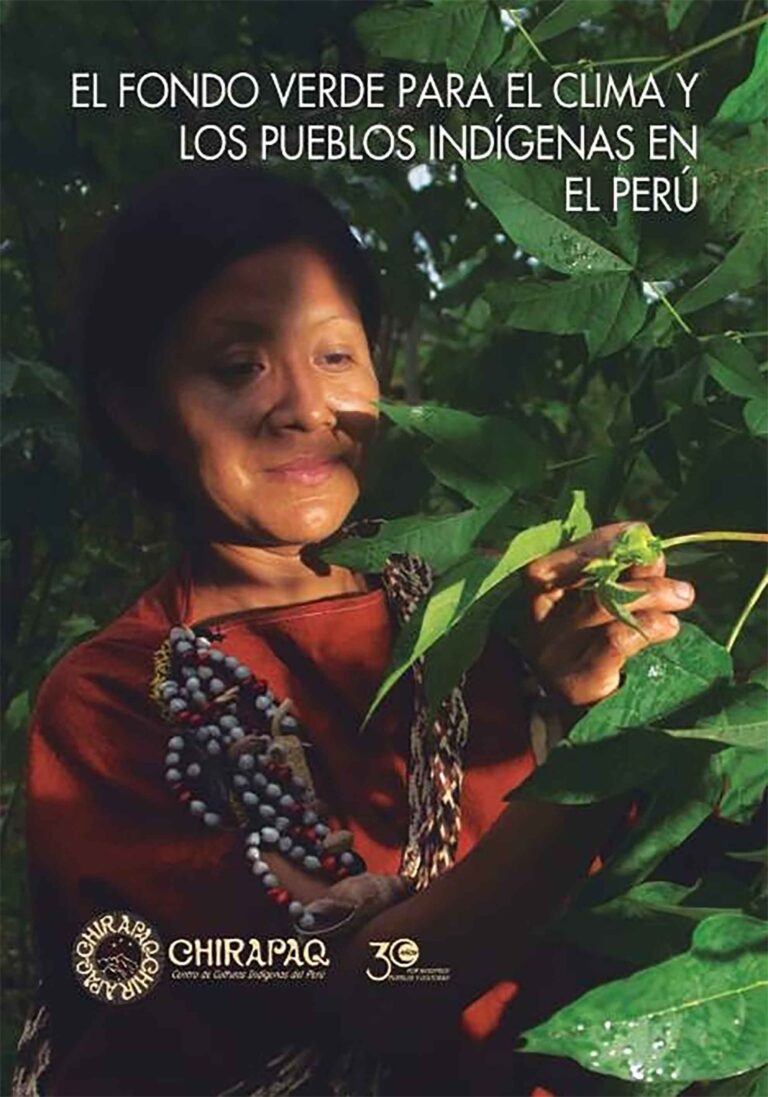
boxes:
[266,357,336,433]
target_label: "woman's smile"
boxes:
[264,452,345,486]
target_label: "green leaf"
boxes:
[744,396,768,436]
[491,274,647,359]
[366,519,566,721]
[380,401,547,500]
[659,683,768,751]
[704,337,766,401]
[556,880,726,968]
[562,489,593,541]
[677,229,768,316]
[508,728,673,806]
[355,1,504,74]
[700,1065,768,1096]
[319,504,500,576]
[666,0,697,31]
[528,0,617,45]
[713,25,768,128]
[569,625,733,745]
[520,914,768,1084]
[465,160,633,276]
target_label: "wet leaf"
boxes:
[520,914,768,1083]
[466,159,633,276]
[704,337,766,401]
[713,25,768,129]
[569,625,733,745]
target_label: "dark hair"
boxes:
[76,165,380,498]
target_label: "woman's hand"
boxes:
[524,522,696,707]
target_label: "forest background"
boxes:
[1,0,767,1092]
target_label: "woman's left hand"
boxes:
[523,523,696,707]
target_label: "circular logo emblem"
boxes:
[72,912,164,1005]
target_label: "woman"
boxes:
[18,166,695,1097]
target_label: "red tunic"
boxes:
[25,565,580,1096]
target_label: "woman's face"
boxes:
[147,243,380,547]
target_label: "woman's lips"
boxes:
[264,456,342,486]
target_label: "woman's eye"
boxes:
[317,351,354,369]
[213,361,264,384]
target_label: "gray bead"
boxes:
[260,827,279,844]
[189,800,206,816]
[196,727,210,743]
[258,804,276,821]
[253,772,268,789]
[238,754,255,772]
[219,714,238,730]
[169,626,186,643]
[233,774,248,789]
[198,666,213,681]
[280,715,298,731]
[234,665,251,681]
[255,695,271,711]
[245,846,261,861]
[298,912,316,930]
[262,873,279,889]
[257,754,269,768]
[161,683,179,699]
[222,735,231,747]
[207,740,221,756]
[246,831,261,846]
[275,816,290,832]
[224,655,239,669]
[184,676,200,692]
[203,812,221,827]
[279,794,296,810]
[186,763,201,779]
[265,783,281,800]
[314,823,329,839]
[251,860,269,875]
[292,776,306,791]
[206,725,221,739]
[175,641,192,655]
[278,836,293,853]
[288,900,304,917]
[243,791,259,807]
[165,752,181,767]
[192,691,207,707]
[265,706,278,720]
[195,636,211,649]
[230,727,245,741]
[303,810,318,826]
[303,855,320,872]
[181,666,196,679]
[183,627,196,641]
[209,649,224,664]
[168,735,185,751]
[290,846,306,861]
[165,768,182,783]
[169,699,187,715]
[209,678,225,695]
[340,852,355,866]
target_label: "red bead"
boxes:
[253,679,268,692]
[189,714,203,727]
[304,827,317,843]
[178,790,192,803]
[266,887,282,900]
[275,889,290,905]
[276,765,292,781]
[321,856,336,873]
[196,651,209,662]
[178,711,191,724]
[265,762,277,776]
[335,868,349,880]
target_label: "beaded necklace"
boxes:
[151,622,367,933]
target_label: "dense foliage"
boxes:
[2,0,766,1091]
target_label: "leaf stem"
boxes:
[650,283,695,336]
[553,55,669,70]
[726,568,768,653]
[648,12,768,77]
[699,330,768,342]
[508,8,549,65]
[661,531,768,550]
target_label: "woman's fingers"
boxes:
[526,522,639,591]
[537,576,695,631]
[554,611,681,706]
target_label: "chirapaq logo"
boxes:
[365,938,450,983]
[72,911,164,1005]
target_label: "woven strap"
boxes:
[380,552,470,890]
